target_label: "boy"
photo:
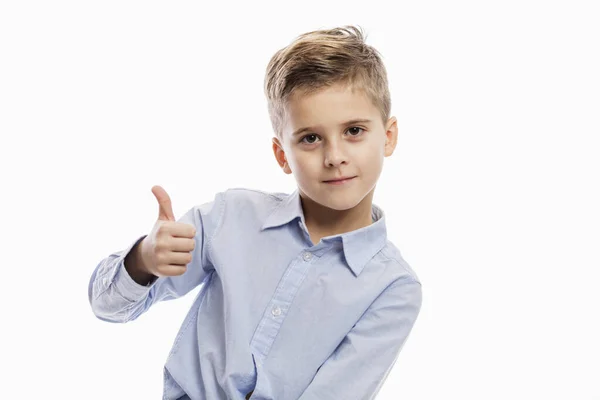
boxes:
[89,25,422,400]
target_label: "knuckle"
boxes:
[169,266,185,276]
[158,222,173,236]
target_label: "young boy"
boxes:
[89,25,422,400]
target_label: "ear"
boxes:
[384,116,398,157]
[272,136,292,174]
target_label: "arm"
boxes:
[298,278,422,400]
[88,192,225,323]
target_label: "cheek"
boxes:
[287,151,310,175]
[290,151,312,168]
[360,142,385,171]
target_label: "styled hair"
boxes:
[264,25,391,139]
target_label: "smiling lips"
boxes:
[323,176,357,185]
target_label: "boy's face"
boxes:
[272,83,398,211]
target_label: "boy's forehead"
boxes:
[283,85,378,133]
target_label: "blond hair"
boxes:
[264,25,391,139]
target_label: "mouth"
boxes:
[323,176,357,185]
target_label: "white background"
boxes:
[1,1,599,399]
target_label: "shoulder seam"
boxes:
[206,191,227,251]
[379,245,420,284]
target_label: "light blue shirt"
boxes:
[89,188,422,400]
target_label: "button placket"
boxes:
[250,250,316,361]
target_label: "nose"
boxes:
[323,140,348,168]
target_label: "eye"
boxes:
[346,127,365,136]
[300,134,320,144]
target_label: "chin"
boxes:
[312,191,366,211]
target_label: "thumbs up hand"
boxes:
[136,185,197,278]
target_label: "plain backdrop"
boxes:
[1,1,599,399]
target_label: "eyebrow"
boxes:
[291,119,373,137]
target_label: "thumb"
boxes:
[151,185,176,221]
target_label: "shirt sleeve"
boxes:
[298,277,423,400]
[88,191,226,323]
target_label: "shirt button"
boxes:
[303,252,312,261]
[271,305,281,316]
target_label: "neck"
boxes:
[299,188,375,240]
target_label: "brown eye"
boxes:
[301,134,319,144]
[347,127,364,136]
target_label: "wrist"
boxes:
[125,240,156,286]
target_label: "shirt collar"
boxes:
[261,189,388,276]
